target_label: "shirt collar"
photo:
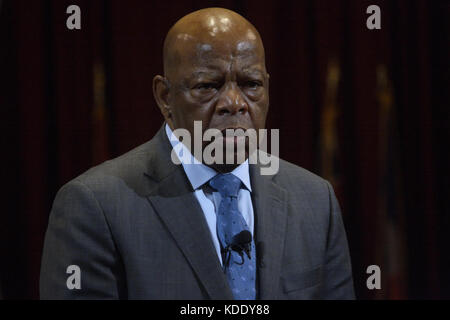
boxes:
[165,123,252,192]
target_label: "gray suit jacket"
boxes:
[40,125,355,299]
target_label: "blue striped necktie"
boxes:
[209,173,256,300]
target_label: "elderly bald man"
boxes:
[40,8,355,300]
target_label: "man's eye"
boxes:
[243,81,262,89]
[194,83,218,90]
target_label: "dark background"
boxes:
[0,0,448,299]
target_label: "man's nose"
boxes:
[215,83,248,116]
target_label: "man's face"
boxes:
[166,31,270,162]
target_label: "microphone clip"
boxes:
[221,230,252,272]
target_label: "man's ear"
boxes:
[153,75,173,126]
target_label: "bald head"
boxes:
[163,8,266,80]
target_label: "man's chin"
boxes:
[209,162,242,173]
[214,148,248,167]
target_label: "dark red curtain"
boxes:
[0,0,448,299]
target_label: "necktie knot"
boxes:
[209,173,242,198]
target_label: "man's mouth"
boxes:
[218,128,248,145]
[219,127,247,136]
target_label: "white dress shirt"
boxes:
[165,124,254,265]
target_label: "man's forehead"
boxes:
[194,39,261,58]
[169,34,263,64]
[184,53,266,74]
[170,19,263,59]
[188,65,265,78]
[170,36,264,66]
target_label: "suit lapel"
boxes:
[250,164,288,300]
[143,126,288,300]
[144,126,234,300]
